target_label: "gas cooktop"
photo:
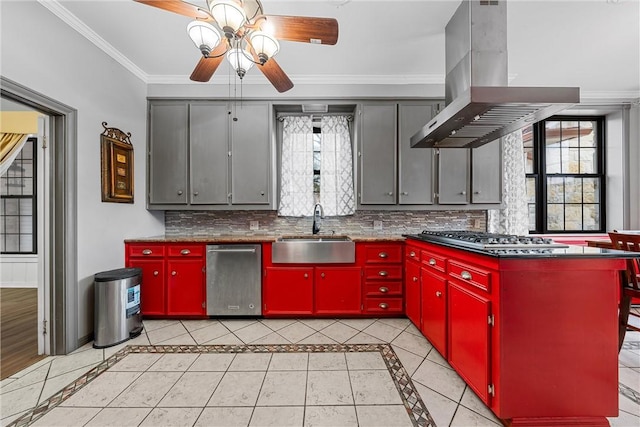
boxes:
[409,230,570,251]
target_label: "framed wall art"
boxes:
[100,121,134,203]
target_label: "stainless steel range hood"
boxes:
[411,0,580,149]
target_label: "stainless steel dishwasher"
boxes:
[206,244,262,316]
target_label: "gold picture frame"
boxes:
[100,122,134,203]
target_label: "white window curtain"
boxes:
[320,115,355,216]
[487,129,529,235]
[278,116,315,216]
[0,133,29,176]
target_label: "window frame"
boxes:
[527,115,606,234]
[1,136,38,254]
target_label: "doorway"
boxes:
[1,76,78,358]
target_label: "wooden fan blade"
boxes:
[262,15,338,45]
[190,42,229,82]
[258,58,294,93]
[134,0,211,20]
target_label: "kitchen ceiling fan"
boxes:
[135,0,339,92]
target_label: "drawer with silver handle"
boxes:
[363,297,403,314]
[364,281,402,296]
[448,260,491,292]
[364,266,402,281]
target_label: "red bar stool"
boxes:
[608,231,640,350]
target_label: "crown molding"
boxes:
[579,90,640,104]
[147,74,446,86]
[37,0,149,83]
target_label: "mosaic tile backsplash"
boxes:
[165,210,486,236]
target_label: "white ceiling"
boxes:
[46,0,640,100]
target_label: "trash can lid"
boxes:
[94,267,142,282]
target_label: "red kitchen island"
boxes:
[404,234,634,427]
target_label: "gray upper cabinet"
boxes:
[438,149,470,204]
[149,102,188,205]
[399,104,435,205]
[231,104,270,205]
[148,100,272,209]
[359,104,397,205]
[189,103,229,205]
[471,139,502,204]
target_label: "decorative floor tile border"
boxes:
[10,343,436,427]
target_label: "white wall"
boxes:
[1,2,164,342]
[629,104,640,229]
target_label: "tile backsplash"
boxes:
[165,210,486,236]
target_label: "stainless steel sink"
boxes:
[272,235,355,263]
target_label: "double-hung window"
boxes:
[525,116,606,233]
[1,137,37,253]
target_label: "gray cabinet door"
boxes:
[438,149,470,204]
[399,104,435,205]
[471,139,502,204]
[360,104,397,205]
[149,102,188,204]
[231,103,270,204]
[190,103,229,205]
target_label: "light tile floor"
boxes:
[2,316,639,427]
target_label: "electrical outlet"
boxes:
[250,221,259,231]
[474,219,481,229]
[373,220,383,230]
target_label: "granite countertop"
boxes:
[403,235,637,259]
[125,234,406,243]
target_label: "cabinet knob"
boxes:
[378,252,388,259]
[378,270,388,277]
[409,251,416,257]
[461,271,472,280]
[474,191,481,194]
[193,191,199,196]
[177,190,183,195]
[436,291,442,298]
[142,249,152,255]
[153,270,159,276]
[260,191,265,196]
[402,191,408,196]
[460,191,467,195]
[171,271,177,276]
[180,249,191,255]
[387,192,393,196]
[379,286,388,293]
[320,272,325,278]
[379,303,388,310]
[429,258,436,266]
[413,276,418,282]
[304,273,309,279]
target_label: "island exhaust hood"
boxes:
[411,0,580,149]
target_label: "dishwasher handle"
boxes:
[208,248,257,253]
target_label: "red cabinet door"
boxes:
[405,260,421,329]
[421,268,447,357]
[263,267,314,315]
[315,267,362,315]
[128,258,166,316]
[166,258,205,316]
[448,282,491,404]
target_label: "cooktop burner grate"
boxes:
[417,230,569,249]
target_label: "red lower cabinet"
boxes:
[315,267,362,315]
[404,260,421,328]
[263,267,314,315]
[420,268,447,357]
[448,281,491,404]
[166,258,205,316]
[128,258,165,316]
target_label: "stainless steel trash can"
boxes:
[93,267,143,349]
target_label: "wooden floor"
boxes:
[1,288,46,380]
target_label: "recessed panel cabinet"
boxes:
[148,101,272,209]
[149,102,189,205]
[398,104,435,205]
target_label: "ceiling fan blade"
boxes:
[134,0,211,20]
[262,15,339,45]
[258,58,294,93]
[190,42,228,82]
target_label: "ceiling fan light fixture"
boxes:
[209,0,247,39]
[227,47,254,79]
[250,31,280,65]
[186,21,221,58]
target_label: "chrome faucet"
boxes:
[312,203,324,235]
